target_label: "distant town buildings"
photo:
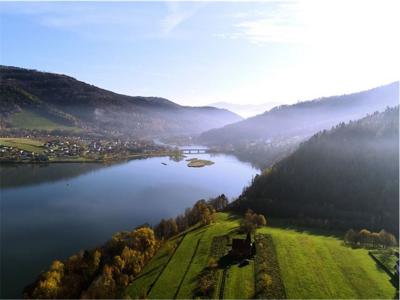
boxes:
[0,135,168,162]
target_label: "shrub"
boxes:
[197,270,216,297]
[260,273,273,289]
[207,257,218,269]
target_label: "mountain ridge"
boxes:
[200,82,399,144]
[199,81,399,169]
[0,65,242,137]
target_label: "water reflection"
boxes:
[0,153,259,298]
[0,163,107,189]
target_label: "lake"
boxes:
[0,153,259,298]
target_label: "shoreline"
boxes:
[0,151,180,164]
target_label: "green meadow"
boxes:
[258,226,396,299]
[0,137,45,153]
[125,213,396,299]
[223,260,255,299]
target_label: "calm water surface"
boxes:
[0,153,258,298]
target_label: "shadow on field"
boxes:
[269,219,345,239]
[389,276,399,289]
[218,254,235,268]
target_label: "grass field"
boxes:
[148,228,205,299]
[125,213,396,299]
[258,226,396,299]
[175,216,238,299]
[224,261,255,299]
[9,109,78,131]
[125,236,183,298]
[0,137,45,153]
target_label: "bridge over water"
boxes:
[180,148,209,154]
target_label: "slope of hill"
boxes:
[22,211,396,299]
[233,107,399,234]
[126,213,395,299]
[0,66,242,136]
[200,83,399,168]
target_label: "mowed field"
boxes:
[257,226,396,299]
[0,137,45,153]
[125,213,396,299]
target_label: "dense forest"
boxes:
[232,107,399,234]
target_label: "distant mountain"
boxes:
[0,66,242,137]
[209,101,281,118]
[200,82,399,169]
[233,107,399,234]
[200,82,399,145]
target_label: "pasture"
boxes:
[258,226,396,299]
[0,137,45,153]
[125,213,396,299]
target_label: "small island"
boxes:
[187,158,214,168]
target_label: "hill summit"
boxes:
[0,66,242,137]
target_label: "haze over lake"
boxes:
[0,153,258,298]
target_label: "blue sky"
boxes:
[1,1,399,106]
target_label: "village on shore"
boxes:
[0,133,174,163]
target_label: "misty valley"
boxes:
[0,65,398,300]
[1,1,399,297]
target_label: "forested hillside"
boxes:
[233,107,399,234]
[0,66,241,137]
[200,82,399,168]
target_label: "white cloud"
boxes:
[160,2,205,35]
[225,0,400,48]
[208,0,400,106]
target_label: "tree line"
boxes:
[240,209,267,233]
[24,227,158,299]
[233,107,399,235]
[154,194,229,240]
[24,194,229,299]
[344,229,397,248]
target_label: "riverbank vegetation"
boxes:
[23,203,397,299]
[23,195,228,299]
[24,227,159,299]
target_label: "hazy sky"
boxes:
[1,1,399,106]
